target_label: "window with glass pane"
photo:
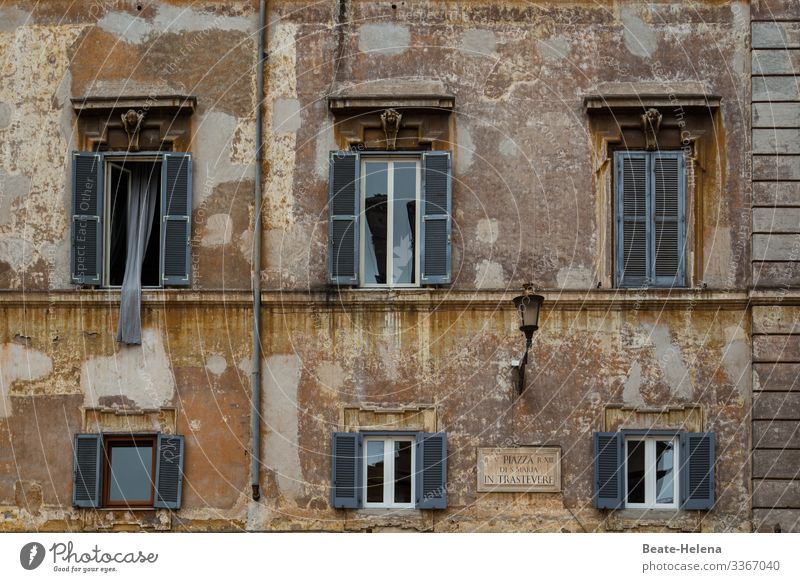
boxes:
[103,436,156,507]
[624,436,678,509]
[363,436,416,508]
[361,159,420,287]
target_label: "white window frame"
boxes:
[102,156,164,289]
[359,157,421,288]
[624,435,679,510]
[362,435,416,509]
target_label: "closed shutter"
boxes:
[420,151,452,285]
[653,152,685,286]
[328,152,360,284]
[331,432,362,508]
[680,432,715,510]
[416,432,448,509]
[154,434,185,509]
[71,152,103,285]
[593,432,624,509]
[72,434,102,508]
[160,153,192,286]
[615,152,649,287]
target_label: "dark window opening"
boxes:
[102,435,156,508]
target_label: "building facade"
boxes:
[0,0,795,532]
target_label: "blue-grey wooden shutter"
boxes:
[420,151,452,285]
[154,434,185,509]
[593,432,623,509]
[160,153,192,286]
[328,152,360,284]
[615,151,649,287]
[416,432,447,509]
[331,432,362,508]
[652,152,685,287]
[72,434,102,508]
[680,432,715,510]
[71,152,103,285]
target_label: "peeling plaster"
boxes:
[358,23,410,56]
[499,137,517,158]
[556,266,594,289]
[642,323,693,400]
[621,5,657,58]
[201,213,233,247]
[0,7,30,33]
[272,98,302,133]
[456,122,475,174]
[81,328,176,409]
[460,29,497,56]
[263,354,303,499]
[622,361,645,407]
[538,35,570,62]
[0,343,53,417]
[474,259,505,289]
[0,102,12,129]
[0,171,32,225]
[205,354,228,376]
[314,124,335,180]
[97,5,254,45]
[193,111,255,197]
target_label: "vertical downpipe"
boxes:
[251,0,267,501]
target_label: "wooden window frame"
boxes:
[362,435,417,509]
[623,434,680,510]
[101,434,157,509]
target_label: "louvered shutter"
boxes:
[615,152,649,287]
[72,434,102,508]
[328,152,360,284]
[593,432,623,509]
[160,153,192,286]
[653,152,685,286]
[71,152,103,285]
[680,432,715,510]
[420,151,452,285]
[416,432,447,509]
[331,432,362,508]
[154,434,185,509]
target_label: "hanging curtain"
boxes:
[116,165,158,345]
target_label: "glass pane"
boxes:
[108,444,153,503]
[626,440,646,504]
[392,162,417,284]
[366,440,385,503]
[363,162,388,284]
[655,440,675,504]
[393,441,413,503]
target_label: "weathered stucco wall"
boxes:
[1,0,753,532]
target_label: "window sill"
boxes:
[606,508,705,532]
[346,508,432,532]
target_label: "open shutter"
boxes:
[328,152,360,284]
[420,151,452,285]
[593,432,623,509]
[161,153,192,286]
[71,152,103,285]
[615,151,649,287]
[416,432,447,509]
[652,152,685,286]
[331,432,362,508]
[154,434,185,509]
[72,434,102,508]
[680,432,715,510]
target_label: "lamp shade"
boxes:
[512,293,544,335]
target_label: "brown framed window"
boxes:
[102,435,157,508]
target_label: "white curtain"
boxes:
[116,165,158,345]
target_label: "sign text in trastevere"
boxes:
[477,447,561,493]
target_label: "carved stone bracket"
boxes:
[641,108,662,150]
[121,109,145,150]
[380,108,402,150]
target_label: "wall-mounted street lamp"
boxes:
[511,286,544,395]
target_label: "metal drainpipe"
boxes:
[251,0,267,502]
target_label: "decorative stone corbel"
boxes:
[380,108,402,150]
[641,108,662,150]
[121,109,145,150]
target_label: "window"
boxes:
[615,151,686,288]
[328,151,452,287]
[331,432,447,510]
[624,436,678,509]
[71,152,192,288]
[593,431,715,511]
[72,433,185,509]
